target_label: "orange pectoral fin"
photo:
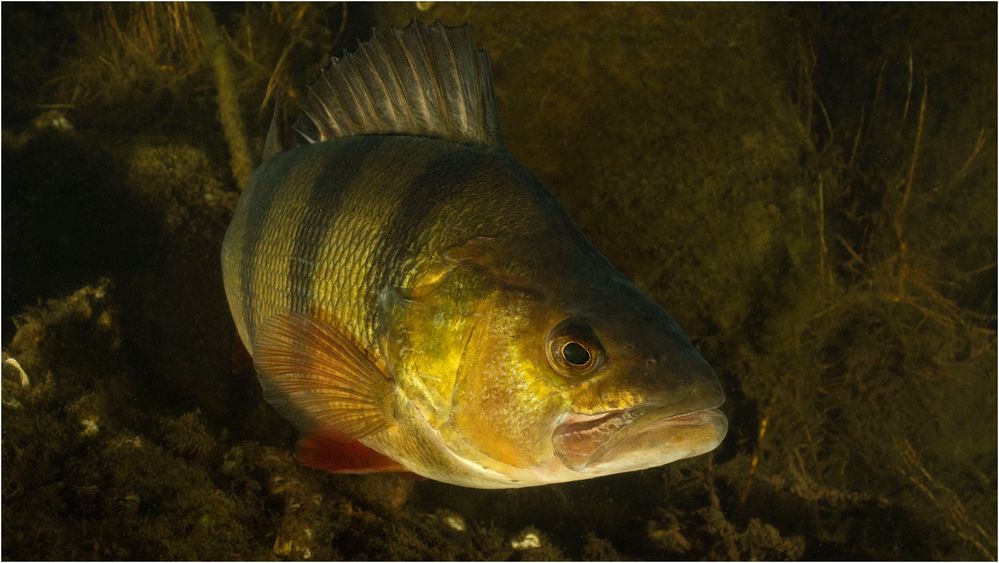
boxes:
[296,432,408,474]
[254,314,410,475]
[253,313,395,441]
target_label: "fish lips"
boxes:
[552,403,727,472]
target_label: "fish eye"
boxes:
[546,320,603,377]
[561,342,590,365]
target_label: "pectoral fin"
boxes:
[253,313,395,441]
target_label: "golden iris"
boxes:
[547,320,603,377]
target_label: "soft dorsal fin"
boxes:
[294,19,501,148]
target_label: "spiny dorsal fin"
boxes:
[294,19,501,148]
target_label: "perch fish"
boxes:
[221,20,727,488]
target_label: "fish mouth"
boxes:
[552,404,727,472]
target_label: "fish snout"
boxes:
[635,344,725,415]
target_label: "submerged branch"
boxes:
[193,4,254,190]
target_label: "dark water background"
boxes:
[2,3,996,560]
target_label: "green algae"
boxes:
[3,3,995,560]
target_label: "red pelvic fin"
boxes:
[296,432,407,474]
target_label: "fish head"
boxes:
[435,246,727,485]
[539,274,727,478]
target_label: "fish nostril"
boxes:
[645,358,657,369]
[624,343,636,352]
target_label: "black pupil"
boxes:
[562,342,590,366]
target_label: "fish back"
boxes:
[222,134,561,359]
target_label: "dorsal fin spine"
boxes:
[327,66,360,131]
[441,28,465,130]
[417,25,453,133]
[441,29,470,133]
[294,20,501,148]
[341,57,380,129]
[370,33,409,129]
[344,60,378,129]
[307,86,336,137]
[396,28,432,128]
[414,31,441,129]
[477,51,496,141]
[356,42,398,125]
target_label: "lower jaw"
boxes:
[553,407,727,472]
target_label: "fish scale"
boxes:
[224,134,548,355]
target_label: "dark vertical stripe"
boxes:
[368,147,500,330]
[288,136,385,315]
[240,153,298,340]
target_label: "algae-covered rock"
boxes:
[162,409,217,461]
[1,281,263,559]
[120,139,236,238]
[582,531,625,561]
